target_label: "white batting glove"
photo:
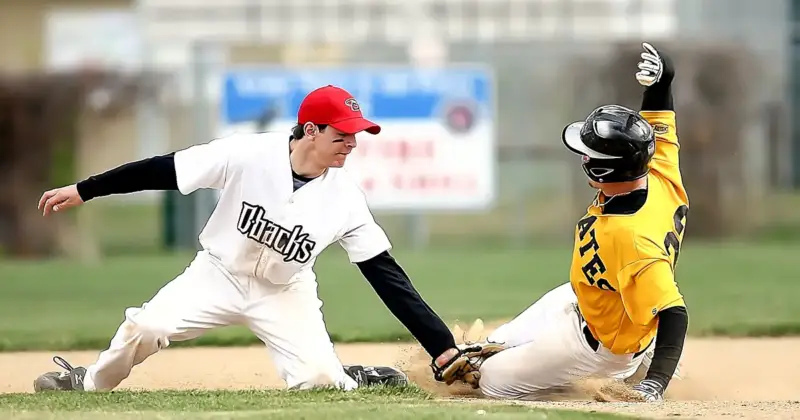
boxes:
[632,379,665,402]
[635,42,664,87]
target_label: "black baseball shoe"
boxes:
[33,356,87,392]
[343,365,408,387]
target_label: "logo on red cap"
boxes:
[344,98,360,112]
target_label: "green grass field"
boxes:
[0,387,635,420]
[0,242,798,351]
[3,210,798,419]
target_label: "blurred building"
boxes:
[0,0,796,254]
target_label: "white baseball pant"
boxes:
[477,282,646,400]
[82,251,357,391]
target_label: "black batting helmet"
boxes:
[561,105,656,183]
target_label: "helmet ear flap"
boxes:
[581,158,616,183]
[588,167,614,178]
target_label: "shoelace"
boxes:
[53,356,75,372]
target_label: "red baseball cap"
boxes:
[297,85,381,135]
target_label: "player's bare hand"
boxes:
[38,184,84,216]
[635,42,674,87]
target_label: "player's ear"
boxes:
[303,122,318,139]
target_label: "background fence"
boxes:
[1,0,799,257]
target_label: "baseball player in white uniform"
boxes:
[33,85,485,392]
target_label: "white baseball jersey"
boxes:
[172,132,392,284]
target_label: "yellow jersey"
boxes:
[569,110,689,355]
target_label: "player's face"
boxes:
[315,127,357,168]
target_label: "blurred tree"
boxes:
[567,42,761,238]
[0,69,161,258]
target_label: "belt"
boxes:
[575,305,650,358]
[582,324,650,358]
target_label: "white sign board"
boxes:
[219,66,497,211]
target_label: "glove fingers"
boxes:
[642,42,659,57]
[638,62,660,73]
[640,52,660,64]
[636,70,656,79]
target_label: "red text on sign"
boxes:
[356,139,435,163]
[359,175,477,194]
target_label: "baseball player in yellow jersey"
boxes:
[439,43,688,402]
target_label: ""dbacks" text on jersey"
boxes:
[237,202,316,264]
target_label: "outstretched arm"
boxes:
[340,213,501,386]
[336,199,459,366]
[635,43,684,193]
[38,154,180,216]
[355,251,458,364]
[38,134,244,216]
[78,154,179,200]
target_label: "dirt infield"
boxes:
[1,337,798,419]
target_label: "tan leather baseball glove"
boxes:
[431,341,506,388]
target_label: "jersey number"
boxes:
[663,205,689,268]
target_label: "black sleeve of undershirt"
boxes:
[640,82,674,112]
[645,305,688,389]
[356,251,456,358]
[75,153,179,202]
